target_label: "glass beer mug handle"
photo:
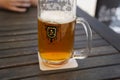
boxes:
[73,17,92,59]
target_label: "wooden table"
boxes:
[0,7,120,80]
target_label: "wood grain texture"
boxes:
[21,65,120,80]
[0,46,37,58]
[0,46,118,69]
[0,7,120,80]
[0,54,120,80]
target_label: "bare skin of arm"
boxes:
[0,0,37,12]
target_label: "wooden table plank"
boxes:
[75,33,101,41]
[90,46,118,57]
[0,25,94,37]
[0,33,100,43]
[0,34,37,43]
[0,47,37,59]
[0,25,109,50]
[0,31,99,44]
[0,7,120,80]
[0,23,37,31]
[0,29,37,37]
[0,38,109,52]
[0,46,118,69]
[21,65,120,80]
[0,54,38,69]
[0,40,37,50]
[74,39,109,49]
[0,65,39,80]
[0,54,120,80]
[0,45,117,59]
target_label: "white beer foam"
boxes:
[39,11,76,24]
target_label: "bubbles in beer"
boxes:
[39,11,76,24]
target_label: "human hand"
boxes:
[30,0,38,6]
[0,0,31,12]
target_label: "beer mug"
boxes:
[38,0,92,67]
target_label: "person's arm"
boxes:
[0,0,31,12]
[30,0,38,6]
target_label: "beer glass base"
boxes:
[38,53,78,71]
[42,59,69,68]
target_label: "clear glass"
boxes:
[38,0,92,67]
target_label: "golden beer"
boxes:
[38,11,76,65]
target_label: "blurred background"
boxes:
[77,0,97,17]
[77,0,120,34]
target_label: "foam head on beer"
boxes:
[39,11,76,24]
